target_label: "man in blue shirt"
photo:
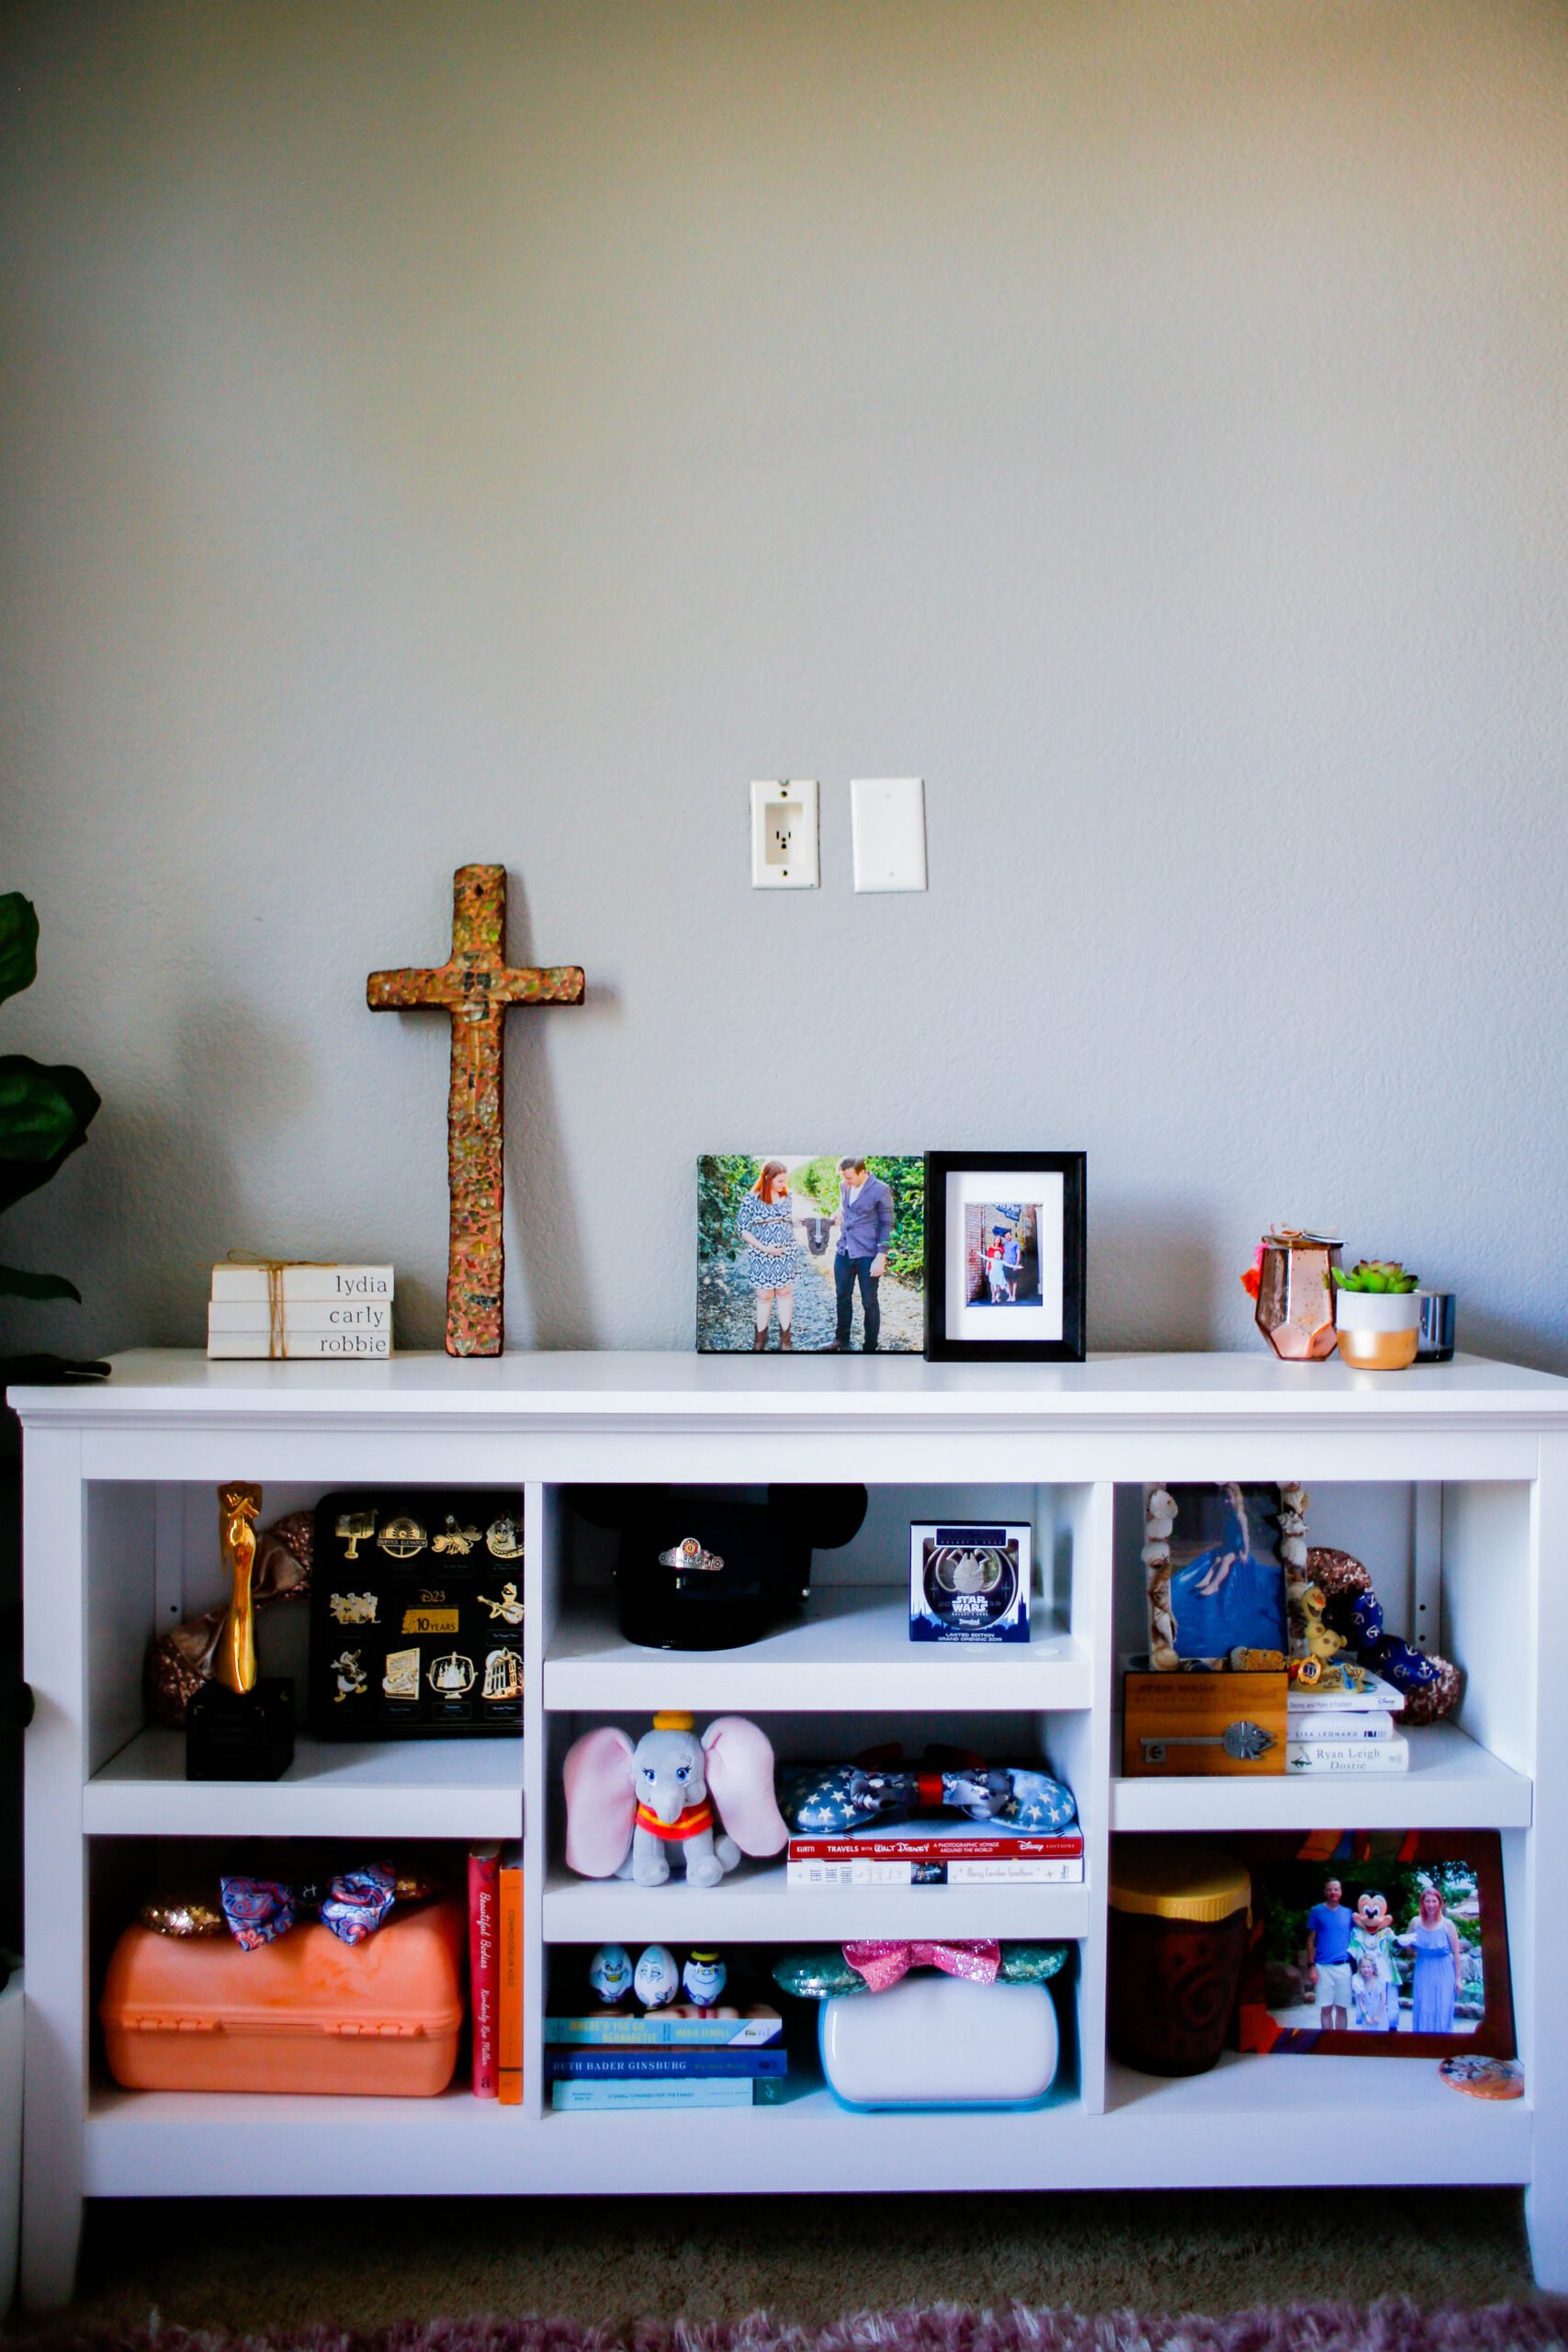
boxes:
[829,1157,894,1352]
[1001,1226,1022,1302]
[1305,1876,1354,2030]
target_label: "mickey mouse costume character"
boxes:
[1349,1887,1402,2031]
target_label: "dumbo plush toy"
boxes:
[564,1710,788,1887]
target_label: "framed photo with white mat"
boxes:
[923,1151,1086,1363]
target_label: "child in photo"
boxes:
[1352,1951,1394,2031]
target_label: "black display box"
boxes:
[309,1488,524,1738]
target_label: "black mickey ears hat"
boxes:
[566,1485,866,1547]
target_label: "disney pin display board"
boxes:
[309,1489,524,1738]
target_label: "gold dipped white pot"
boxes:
[1335,1289,1421,1370]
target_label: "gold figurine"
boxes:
[215,1483,264,1694]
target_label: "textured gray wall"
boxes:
[2,1,1565,1363]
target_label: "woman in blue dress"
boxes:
[737,1160,805,1351]
[1399,1887,1464,2032]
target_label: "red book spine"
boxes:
[468,1845,501,2098]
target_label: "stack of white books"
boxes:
[207,1263,394,1360]
[1285,1668,1408,1774]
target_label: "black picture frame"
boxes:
[923,1151,1086,1363]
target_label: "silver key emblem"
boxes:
[1139,1719,1276,1765]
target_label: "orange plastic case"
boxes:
[100,1894,466,2096]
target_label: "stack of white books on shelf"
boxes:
[207,1262,395,1360]
[1284,1668,1408,1773]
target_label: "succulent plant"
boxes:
[1333,1260,1419,1295]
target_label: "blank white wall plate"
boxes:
[851,777,927,892]
[750,779,819,888]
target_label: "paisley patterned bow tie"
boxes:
[220,1862,398,1951]
[841,1938,1002,1993]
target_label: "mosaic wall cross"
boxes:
[367,865,584,1355]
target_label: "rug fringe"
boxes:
[12,2298,1568,2352]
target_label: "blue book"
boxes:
[545,2047,786,2079]
[551,2078,755,2110]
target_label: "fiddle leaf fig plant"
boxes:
[1333,1260,1420,1295]
[0,891,107,1371]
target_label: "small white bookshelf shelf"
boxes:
[12,1349,1568,2304]
[539,1863,1092,1947]
[544,1588,1091,1713]
[85,1729,524,1840]
[1111,1719,1533,1835]
[1100,2052,1533,2186]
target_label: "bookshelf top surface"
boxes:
[10,1347,1568,1428]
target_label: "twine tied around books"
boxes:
[224,1250,337,1361]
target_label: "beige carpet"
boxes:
[17,2189,1539,2336]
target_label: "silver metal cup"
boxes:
[1416,1292,1456,1363]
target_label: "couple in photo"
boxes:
[984,1229,1022,1304]
[964,1202,1040,1311]
[739,1157,893,1353]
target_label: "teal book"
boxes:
[551,2078,755,2110]
[546,2011,783,2047]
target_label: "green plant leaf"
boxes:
[0,1351,109,1391]
[0,1263,82,1303]
[0,897,39,1008]
[0,1057,99,1213]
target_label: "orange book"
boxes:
[498,1842,523,2106]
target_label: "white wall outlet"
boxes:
[851,777,927,891]
[750,779,819,888]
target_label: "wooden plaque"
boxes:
[1122,1668,1288,1778]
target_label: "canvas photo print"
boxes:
[1236,1834,1513,2058]
[696,1155,924,1353]
[963,1202,1041,1309]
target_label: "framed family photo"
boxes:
[923,1151,1086,1363]
[1235,1829,1514,2060]
[695,1155,925,1354]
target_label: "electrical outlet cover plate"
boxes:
[852,777,927,892]
[750,779,819,889]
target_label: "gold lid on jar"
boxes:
[1109,1840,1251,1925]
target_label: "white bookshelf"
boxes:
[13,1349,1568,2303]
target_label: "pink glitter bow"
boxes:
[841,1939,1002,1994]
